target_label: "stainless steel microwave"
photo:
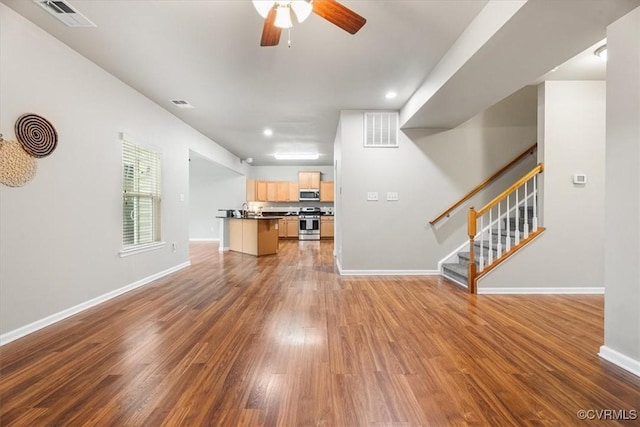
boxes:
[299,189,320,201]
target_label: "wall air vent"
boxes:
[170,99,195,109]
[364,112,399,148]
[34,0,96,27]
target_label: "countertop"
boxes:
[216,216,284,220]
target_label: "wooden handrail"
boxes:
[429,143,537,225]
[476,163,544,216]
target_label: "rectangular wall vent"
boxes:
[34,0,96,27]
[364,112,399,148]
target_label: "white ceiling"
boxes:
[2,0,636,166]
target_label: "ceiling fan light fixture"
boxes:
[274,5,293,28]
[274,152,319,160]
[252,0,275,18]
[291,0,313,23]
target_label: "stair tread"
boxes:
[442,262,468,278]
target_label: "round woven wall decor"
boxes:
[0,141,38,187]
[15,113,58,158]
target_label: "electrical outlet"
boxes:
[387,192,399,201]
[171,243,177,253]
[367,192,379,201]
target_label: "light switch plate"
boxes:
[367,192,379,201]
[573,174,587,185]
[387,192,399,201]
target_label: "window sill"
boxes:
[119,242,166,258]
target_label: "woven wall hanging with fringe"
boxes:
[0,140,38,187]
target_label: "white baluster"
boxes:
[532,174,538,231]
[496,201,502,258]
[488,209,493,265]
[515,185,520,245]
[506,194,511,252]
[523,179,530,239]
[479,216,484,271]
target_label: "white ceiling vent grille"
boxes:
[364,112,399,148]
[170,99,195,109]
[34,0,96,27]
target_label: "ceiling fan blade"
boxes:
[312,0,366,35]
[260,7,281,46]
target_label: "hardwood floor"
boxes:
[1,241,639,426]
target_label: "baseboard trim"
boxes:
[338,269,440,276]
[0,261,191,346]
[189,238,219,242]
[599,346,640,378]
[478,287,604,295]
[219,246,230,252]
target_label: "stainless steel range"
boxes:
[299,207,321,240]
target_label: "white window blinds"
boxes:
[122,138,161,249]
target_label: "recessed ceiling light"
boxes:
[594,44,607,61]
[274,153,319,160]
[385,91,398,99]
[263,128,273,137]
[170,99,195,109]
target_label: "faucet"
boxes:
[241,202,249,218]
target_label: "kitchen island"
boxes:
[227,217,282,256]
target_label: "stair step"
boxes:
[442,262,468,284]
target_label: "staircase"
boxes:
[442,206,535,287]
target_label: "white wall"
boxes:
[336,86,537,272]
[602,7,640,375]
[480,81,606,290]
[189,156,245,240]
[0,5,243,339]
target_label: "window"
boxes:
[121,135,161,254]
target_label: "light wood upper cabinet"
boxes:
[299,171,320,189]
[276,182,289,202]
[288,182,299,202]
[266,181,278,202]
[246,178,256,202]
[256,181,267,202]
[320,181,334,202]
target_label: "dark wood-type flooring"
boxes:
[1,241,639,426]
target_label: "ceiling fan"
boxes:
[252,0,367,47]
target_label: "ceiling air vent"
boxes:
[364,112,399,148]
[170,99,195,109]
[34,0,96,27]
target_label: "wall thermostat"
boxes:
[573,174,587,185]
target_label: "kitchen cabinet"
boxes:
[256,181,267,202]
[247,179,268,202]
[229,218,280,256]
[299,171,320,189]
[320,216,334,239]
[288,182,299,202]
[279,217,299,239]
[277,181,290,202]
[267,181,278,202]
[320,181,334,202]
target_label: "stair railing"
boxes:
[430,143,537,225]
[467,164,545,293]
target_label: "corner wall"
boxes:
[0,5,243,339]
[601,6,640,376]
[479,81,606,291]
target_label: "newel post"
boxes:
[468,207,477,294]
